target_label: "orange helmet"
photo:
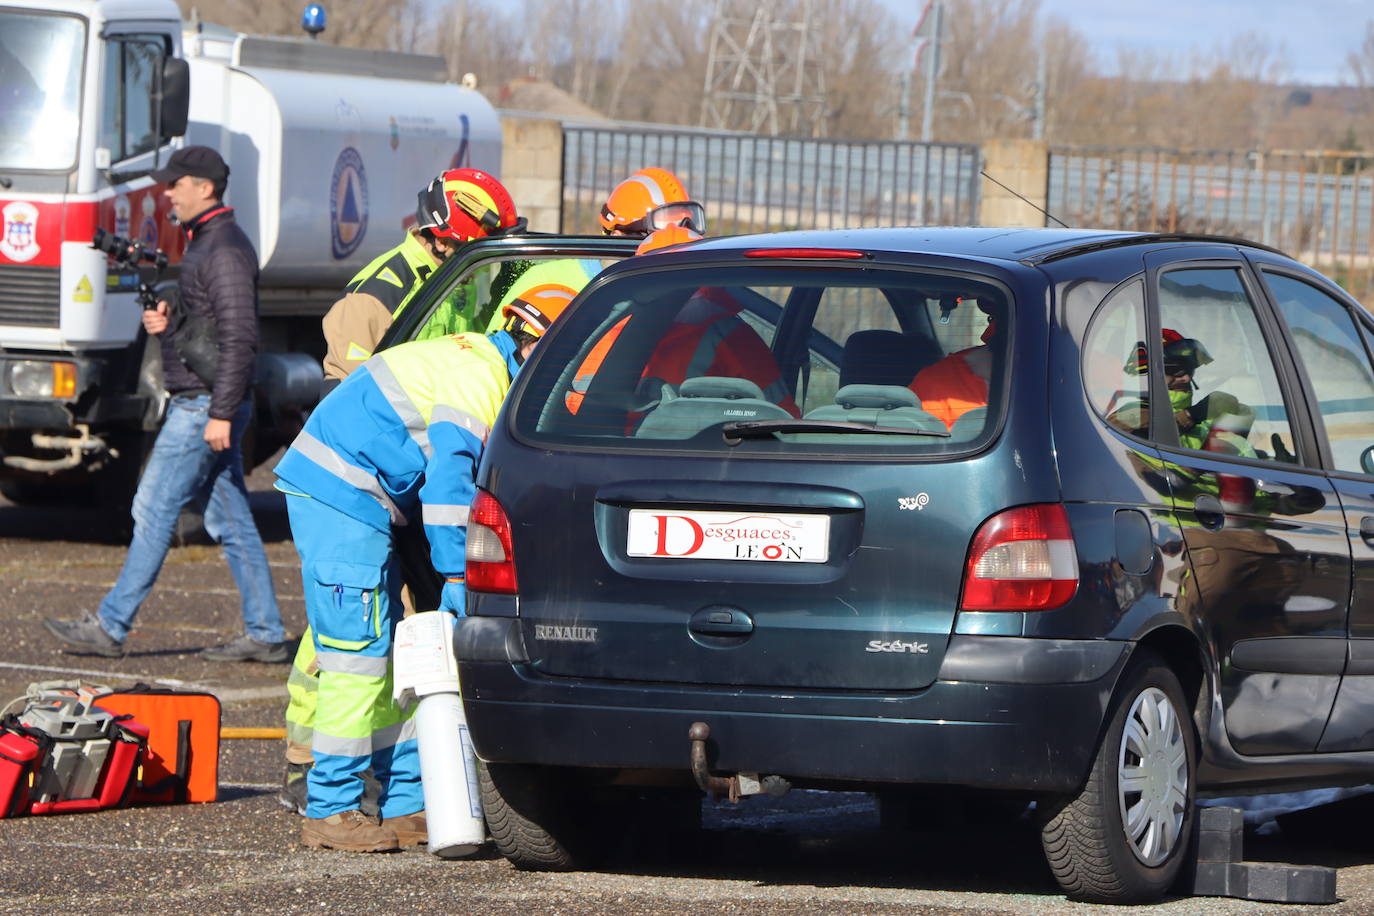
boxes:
[599,167,706,238]
[501,282,578,337]
[418,168,520,242]
[635,225,703,254]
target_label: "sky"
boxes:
[880,0,1365,86]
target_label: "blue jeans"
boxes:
[98,395,284,644]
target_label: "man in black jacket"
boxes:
[44,146,288,662]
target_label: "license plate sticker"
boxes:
[627,509,830,563]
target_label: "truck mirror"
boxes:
[158,57,190,140]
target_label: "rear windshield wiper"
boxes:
[722,419,951,441]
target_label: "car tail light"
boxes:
[960,504,1078,611]
[466,489,517,594]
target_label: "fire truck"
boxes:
[0,0,501,502]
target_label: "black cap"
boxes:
[150,145,230,185]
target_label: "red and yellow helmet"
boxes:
[635,225,703,254]
[599,167,706,238]
[417,168,519,242]
[501,282,578,338]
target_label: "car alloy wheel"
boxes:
[1117,685,1189,866]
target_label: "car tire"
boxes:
[1038,650,1197,904]
[479,762,602,871]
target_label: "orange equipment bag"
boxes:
[91,685,221,804]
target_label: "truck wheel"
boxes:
[1038,650,1197,903]
[480,762,602,871]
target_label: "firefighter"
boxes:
[599,167,706,238]
[321,168,520,383]
[472,166,703,338]
[910,297,1000,429]
[274,282,575,852]
[278,168,520,816]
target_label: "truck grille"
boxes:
[0,265,61,328]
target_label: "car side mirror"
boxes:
[1362,444,1374,476]
[158,57,190,140]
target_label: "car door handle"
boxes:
[1362,516,1374,547]
[1194,494,1225,530]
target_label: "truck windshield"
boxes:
[0,10,86,171]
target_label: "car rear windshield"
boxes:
[511,264,1011,455]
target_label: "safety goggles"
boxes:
[606,200,707,237]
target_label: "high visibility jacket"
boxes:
[567,288,798,416]
[911,345,992,429]
[275,331,520,610]
[322,231,443,380]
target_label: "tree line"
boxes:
[178,0,1374,153]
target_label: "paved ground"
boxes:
[2,465,1373,915]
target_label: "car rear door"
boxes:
[1143,252,1349,756]
[487,256,1056,693]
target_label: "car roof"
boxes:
[674,226,1288,264]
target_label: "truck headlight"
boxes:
[7,360,77,398]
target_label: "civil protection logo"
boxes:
[0,201,40,263]
[330,147,368,259]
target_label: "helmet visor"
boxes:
[648,201,706,235]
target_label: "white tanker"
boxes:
[0,0,502,500]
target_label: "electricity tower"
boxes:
[699,0,827,136]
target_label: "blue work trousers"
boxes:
[285,492,422,819]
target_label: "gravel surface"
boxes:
[1,464,1372,915]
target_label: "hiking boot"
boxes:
[278,762,310,816]
[383,811,428,847]
[44,615,124,657]
[300,809,399,852]
[200,633,290,663]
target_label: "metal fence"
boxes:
[562,125,980,236]
[1049,146,1374,304]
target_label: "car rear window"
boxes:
[511,264,1010,455]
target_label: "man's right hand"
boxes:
[143,300,169,335]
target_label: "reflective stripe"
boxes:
[292,432,405,526]
[312,731,372,758]
[686,314,743,379]
[431,404,489,444]
[629,173,667,207]
[312,714,417,758]
[315,650,390,677]
[368,359,433,458]
[422,503,471,526]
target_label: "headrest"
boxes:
[679,376,765,400]
[834,384,920,410]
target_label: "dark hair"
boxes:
[192,175,228,202]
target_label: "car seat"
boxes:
[839,330,943,389]
[633,376,792,440]
[803,384,946,435]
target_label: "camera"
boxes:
[91,228,169,310]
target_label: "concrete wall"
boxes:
[499,116,564,233]
[978,139,1049,228]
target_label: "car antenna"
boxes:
[979,168,1069,228]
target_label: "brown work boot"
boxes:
[383,811,428,847]
[300,809,399,852]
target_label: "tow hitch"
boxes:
[688,721,790,802]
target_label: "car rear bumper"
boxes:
[455,619,1130,793]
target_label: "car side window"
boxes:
[1264,272,1374,475]
[1083,279,1148,437]
[100,37,163,163]
[1155,268,1297,463]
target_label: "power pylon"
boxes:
[699,0,827,136]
